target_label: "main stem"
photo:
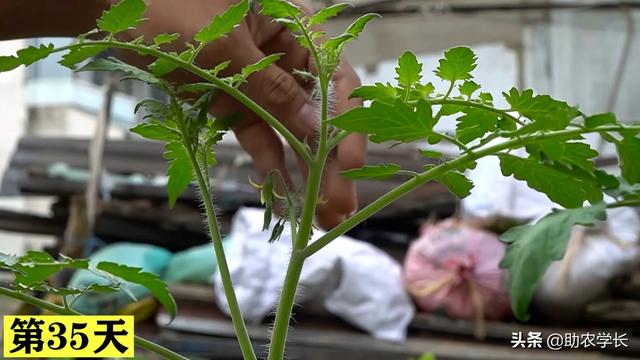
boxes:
[267,69,330,359]
[0,287,190,360]
[184,142,256,360]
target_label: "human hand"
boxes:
[124,0,366,229]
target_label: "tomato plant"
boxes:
[1,0,640,359]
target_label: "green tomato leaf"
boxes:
[259,0,303,19]
[525,140,598,172]
[340,163,401,180]
[350,83,396,103]
[13,252,89,288]
[418,149,443,159]
[309,3,352,26]
[96,261,177,322]
[429,167,474,198]
[615,136,640,184]
[148,49,193,77]
[584,112,616,129]
[499,203,607,320]
[130,123,179,142]
[345,13,380,37]
[396,51,423,89]
[97,0,147,35]
[478,92,494,104]
[503,88,579,133]
[163,142,194,208]
[241,53,283,78]
[195,0,249,44]
[153,33,180,46]
[434,46,477,82]
[79,57,161,85]
[1,44,56,72]
[455,108,499,144]
[499,154,603,208]
[60,45,106,69]
[331,99,434,143]
[459,80,480,99]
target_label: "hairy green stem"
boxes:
[302,124,640,258]
[0,286,190,360]
[182,138,256,360]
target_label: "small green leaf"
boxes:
[478,92,493,104]
[130,123,179,142]
[499,203,607,320]
[153,33,180,46]
[79,57,161,84]
[241,53,283,78]
[97,0,147,35]
[322,13,379,58]
[309,3,351,26]
[148,49,193,77]
[455,108,499,144]
[331,99,434,143]
[426,166,474,198]
[259,0,303,19]
[163,142,194,208]
[396,51,423,89]
[13,252,89,288]
[178,82,217,94]
[350,83,396,103]
[1,44,56,72]
[615,136,640,184]
[459,81,480,99]
[96,262,177,322]
[503,88,579,133]
[434,46,477,82]
[584,112,616,129]
[418,149,443,159]
[195,0,249,44]
[345,13,380,37]
[60,45,106,69]
[340,163,401,180]
[525,140,598,171]
[499,154,603,208]
[211,60,232,76]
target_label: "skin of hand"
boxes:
[126,0,367,229]
[0,0,367,229]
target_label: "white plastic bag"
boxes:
[213,208,415,341]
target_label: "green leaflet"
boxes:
[309,3,351,26]
[96,262,177,322]
[153,33,180,46]
[11,252,89,288]
[455,108,499,144]
[241,53,283,78]
[499,203,607,320]
[163,141,194,208]
[259,0,303,19]
[615,136,640,184]
[503,88,580,133]
[350,83,397,103]
[60,45,106,69]
[331,99,433,143]
[458,80,480,99]
[396,51,423,90]
[340,164,400,180]
[194,0,249,44]
[0,44,55,72]
[130,123,180,142]
[436,171,474,198]
[434,46,477,82]
[97,0,147,35]
[584,112,616,129]
[525,140,598,171]
[79,57,161,85]
[499,154,603,208]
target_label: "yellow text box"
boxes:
[3,315,134,358]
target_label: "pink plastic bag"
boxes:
[404,219,511,322]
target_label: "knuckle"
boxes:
[264,70,300,107]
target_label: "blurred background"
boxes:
[0,1,639,359]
